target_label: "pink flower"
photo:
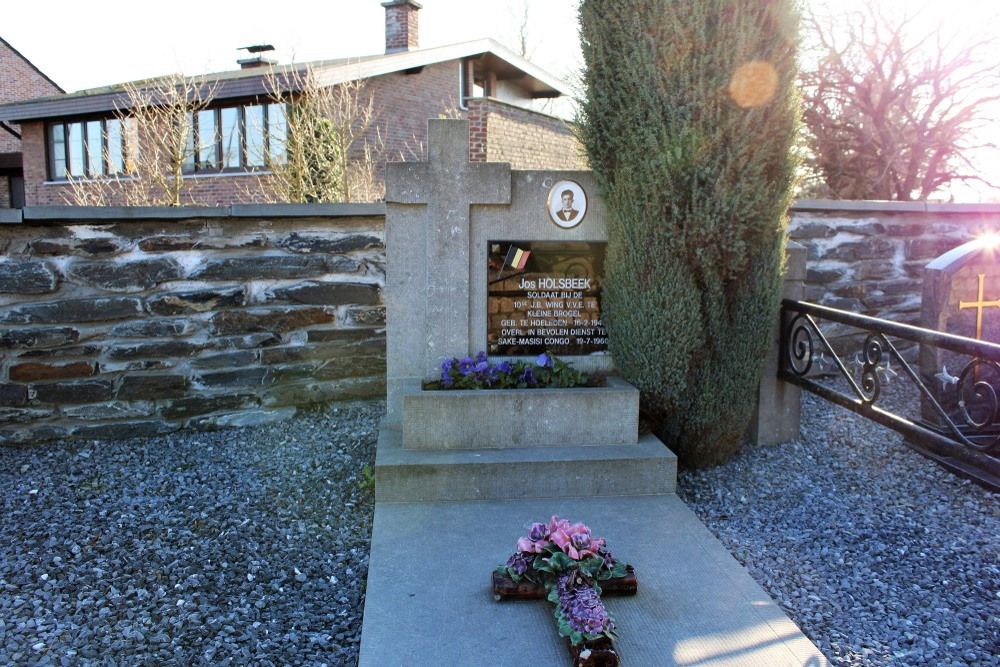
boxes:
[549,519,605,560]
[516,522,551,553]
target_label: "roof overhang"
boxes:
[0,38,572,123]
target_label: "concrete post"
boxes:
[749,240,806,445]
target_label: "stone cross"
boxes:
[384,119,511,423]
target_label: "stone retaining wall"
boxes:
[789,201,1000,354]
[0,204,386,444]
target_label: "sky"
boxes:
[3,0,583,93]
[4,0,998,200]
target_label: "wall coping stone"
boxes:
[0,209,23,224]
[792,199,1000,214]
[11,202,386,225]
[230,203,385,218]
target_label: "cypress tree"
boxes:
[578,0,801,467]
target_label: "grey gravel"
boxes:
[679,390,1000,666]
[4,388,998,666]
[0,400,381,667]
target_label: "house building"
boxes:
[0,0,584,207]
[0,36,64,207]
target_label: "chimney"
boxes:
[238,44,277,69]
[382,0,422,53]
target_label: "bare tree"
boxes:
[248,66,384,204]
[800,0,1000,200]
[66,73,215,206]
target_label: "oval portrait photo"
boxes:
[547,180,587,229]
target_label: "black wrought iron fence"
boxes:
[778,299,1000,488]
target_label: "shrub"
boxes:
[578,0,801,466]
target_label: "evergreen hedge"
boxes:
[578,0,801,467]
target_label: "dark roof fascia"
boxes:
[0,38,571,123]
[0,71,304,123]
[0,35,65,94]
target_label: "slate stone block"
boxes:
[0,327,79,349]
[0,384,27,406]
[312,356,386,381]
[346,306,386,326]
[0,406,54,425]
[211,307,334,336]
[263,364,318,384]
[18,344,103,360]
[31,379,114,404]
[262,377,385,407]
[215,333,283,349]
[788,223,836,239]
[260,339,385,365]
[907,238,961,261]
[147,287,247,316]
[190,351,258,369]
[107,341,202,361]
[72,420,175,441]
[835,222,886,236]
[137,235,266,252]
[856,261,896,280]
[117,375,188,400]
[823,239,896,261]
[66,258,182,292]
[0,260,60,294]
[111,319,194,338]
[197,368,270,387]
[1,297,143,324]
[9,362,96,382]
[307,328,384,344]
[160,394,257,420]
[278,233,382,254]
[0,424,67,444]
[886,223,926,237]
[267,281,380,306]
[64,401,154,420]
[29,238,126,257]
[191,255,359,281]
[806,268,845,284]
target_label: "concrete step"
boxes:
[359,494,827,666]
[375,427,676,503]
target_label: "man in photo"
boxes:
[556,189,579,222]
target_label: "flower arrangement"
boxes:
[426,351,598,390]
[496,517,630,647]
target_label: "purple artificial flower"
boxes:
[506,551,532,576]
[475,350,489,364]
[458,356,476,375]
[441,358,456,386]
[519,366,536,385]
[474,361,490,374]
[497,361,513,375]
[557,572,614,637]
[537,353,553,368]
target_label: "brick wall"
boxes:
[0,205,386,444]
[1,37,62,208]
[470,98,587,170]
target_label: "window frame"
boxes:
[46,99,289,181]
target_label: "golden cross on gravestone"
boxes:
[958,273,1000,341]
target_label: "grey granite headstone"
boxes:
[920,237,1000,426]
[384,119,615,426]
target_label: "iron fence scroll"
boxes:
[779,299,1000,484]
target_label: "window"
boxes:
[48,118,130,180]
[47,102,288,180]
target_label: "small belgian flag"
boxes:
[498,245,530,280]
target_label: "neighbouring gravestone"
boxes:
[920,237,1000,429]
